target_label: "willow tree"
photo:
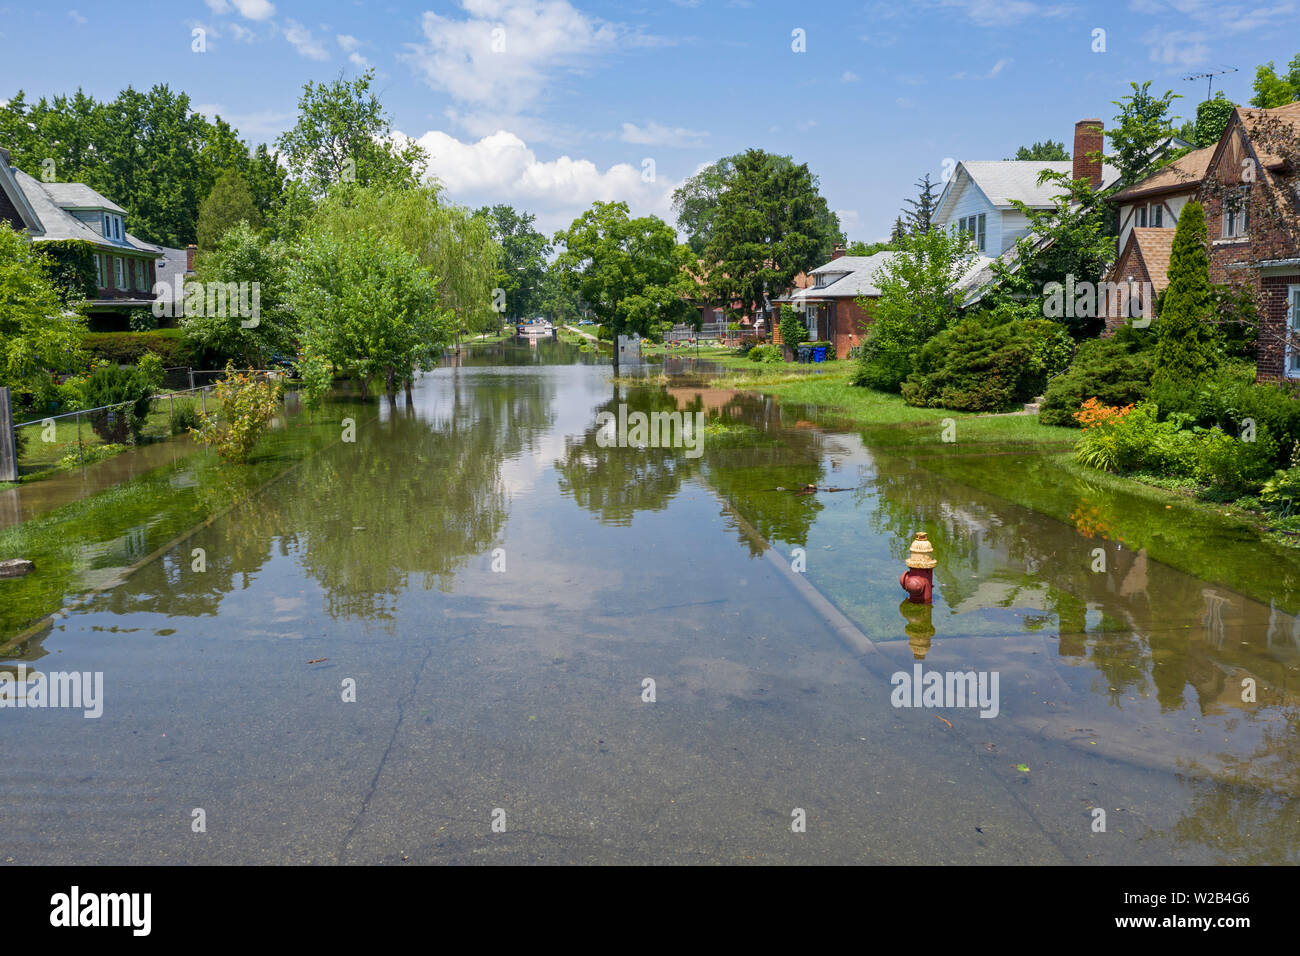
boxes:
[311,183,501,356]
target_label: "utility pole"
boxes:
[1183,67,1238,101]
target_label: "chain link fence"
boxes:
[7,368,288,480]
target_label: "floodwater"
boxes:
[1,338,1297,864]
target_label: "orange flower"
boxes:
[1074,397,1134,429]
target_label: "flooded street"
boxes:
[2,340,1298,864]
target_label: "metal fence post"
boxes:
[76,410,84,463]
[201,387,207,417]
[0,386,17,483]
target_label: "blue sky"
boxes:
[1,0,1297,241]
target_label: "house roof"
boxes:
[781,252,898,300]
[1237,101,1300,167]
[953,160,1122,209]
[14,168,160,256]
[0,151,44,234]
[1112,146,1215,201]
[1129,228,1176,291]
[39,182,126,214]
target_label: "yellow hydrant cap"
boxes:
[905,532,937,569]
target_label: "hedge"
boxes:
[81,330,196,367]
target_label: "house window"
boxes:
[956,215,986,252]
[114,257,125,289]
[134,260,145,290]
[1151,204,1163,227]
[94,254,104,288]
[1289,285,1300,377]
[1223,188,1250,238]
[116,216,124,241]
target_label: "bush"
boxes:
[778,305,808,351]
[1073,397,1277,496]
[1191,425,1278,497]
[169,399,202,436]
[1039,326,1155,426]
[1149,361,1300,470]
[1261,466,1300,516]
[747,344,784,364]
[136,351,166,392]
[128,308,158,332]
[81,366,154,443]
[735,339,758,357]
[901,318,1073,411]
[81,330,195,367]
[191,364,282,464]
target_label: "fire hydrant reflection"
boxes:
[899,599,935,659]
[899,532,936,604]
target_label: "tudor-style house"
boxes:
[1100,102,1300,382]
[4,153,163,329]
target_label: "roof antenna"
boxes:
[1183,67,1238,102]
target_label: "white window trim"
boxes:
[1287,284,1300,378]
[114,257,125,289]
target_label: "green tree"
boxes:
[553,201,695,376]
[1250,54,1300,108]
[0,224,86,400]
[671,156,735,256]
[183,222,294,367]
[1194,92,1237,148]
[902,174,940,235]
[846,239,895,256]
[291,225,452,402]
[1012,140,1070,161]
[540,264,585,324]
[1107,82,1182,190]
[197,168,261,251]
[1153,200,1218,384]
[311,183,501,341]
[889,216,908,243]
[852,226,974,392]
[476,204,550,320]
[702,150,840,322]
[990,170,1115,339]
[276,69,427,198]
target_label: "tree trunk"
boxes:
[359,376,368,403]
[385,365,396,401]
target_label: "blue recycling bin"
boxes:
[812,344,828,362]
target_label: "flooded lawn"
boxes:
[2,339,1297,864]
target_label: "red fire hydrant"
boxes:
[899,532,937,604]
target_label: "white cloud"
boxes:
[337,34,361,52]
[284,19,329,60]
[401,0,618,115]
[1143,28,1209,68]
[932,0,1074,25]
[1128,0,1296,33]
[68,10,86,25]
[194,104,297,138]
[349,52,371,68]
[407,127,677,235]
[229,22,255,42]
[950,57,1012,80]
[841,70,859,83]
[205,0,275,19]
[619,121,708,148]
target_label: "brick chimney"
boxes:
[1073,119,1104,188]
[186,243,197,272]
[831,242,845,260]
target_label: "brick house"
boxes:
[1099,102,1300,381]
[7,156,163,330]
[1204,103,1300,381]
[773,246,894,358]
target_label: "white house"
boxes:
[932,119,1121,302]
